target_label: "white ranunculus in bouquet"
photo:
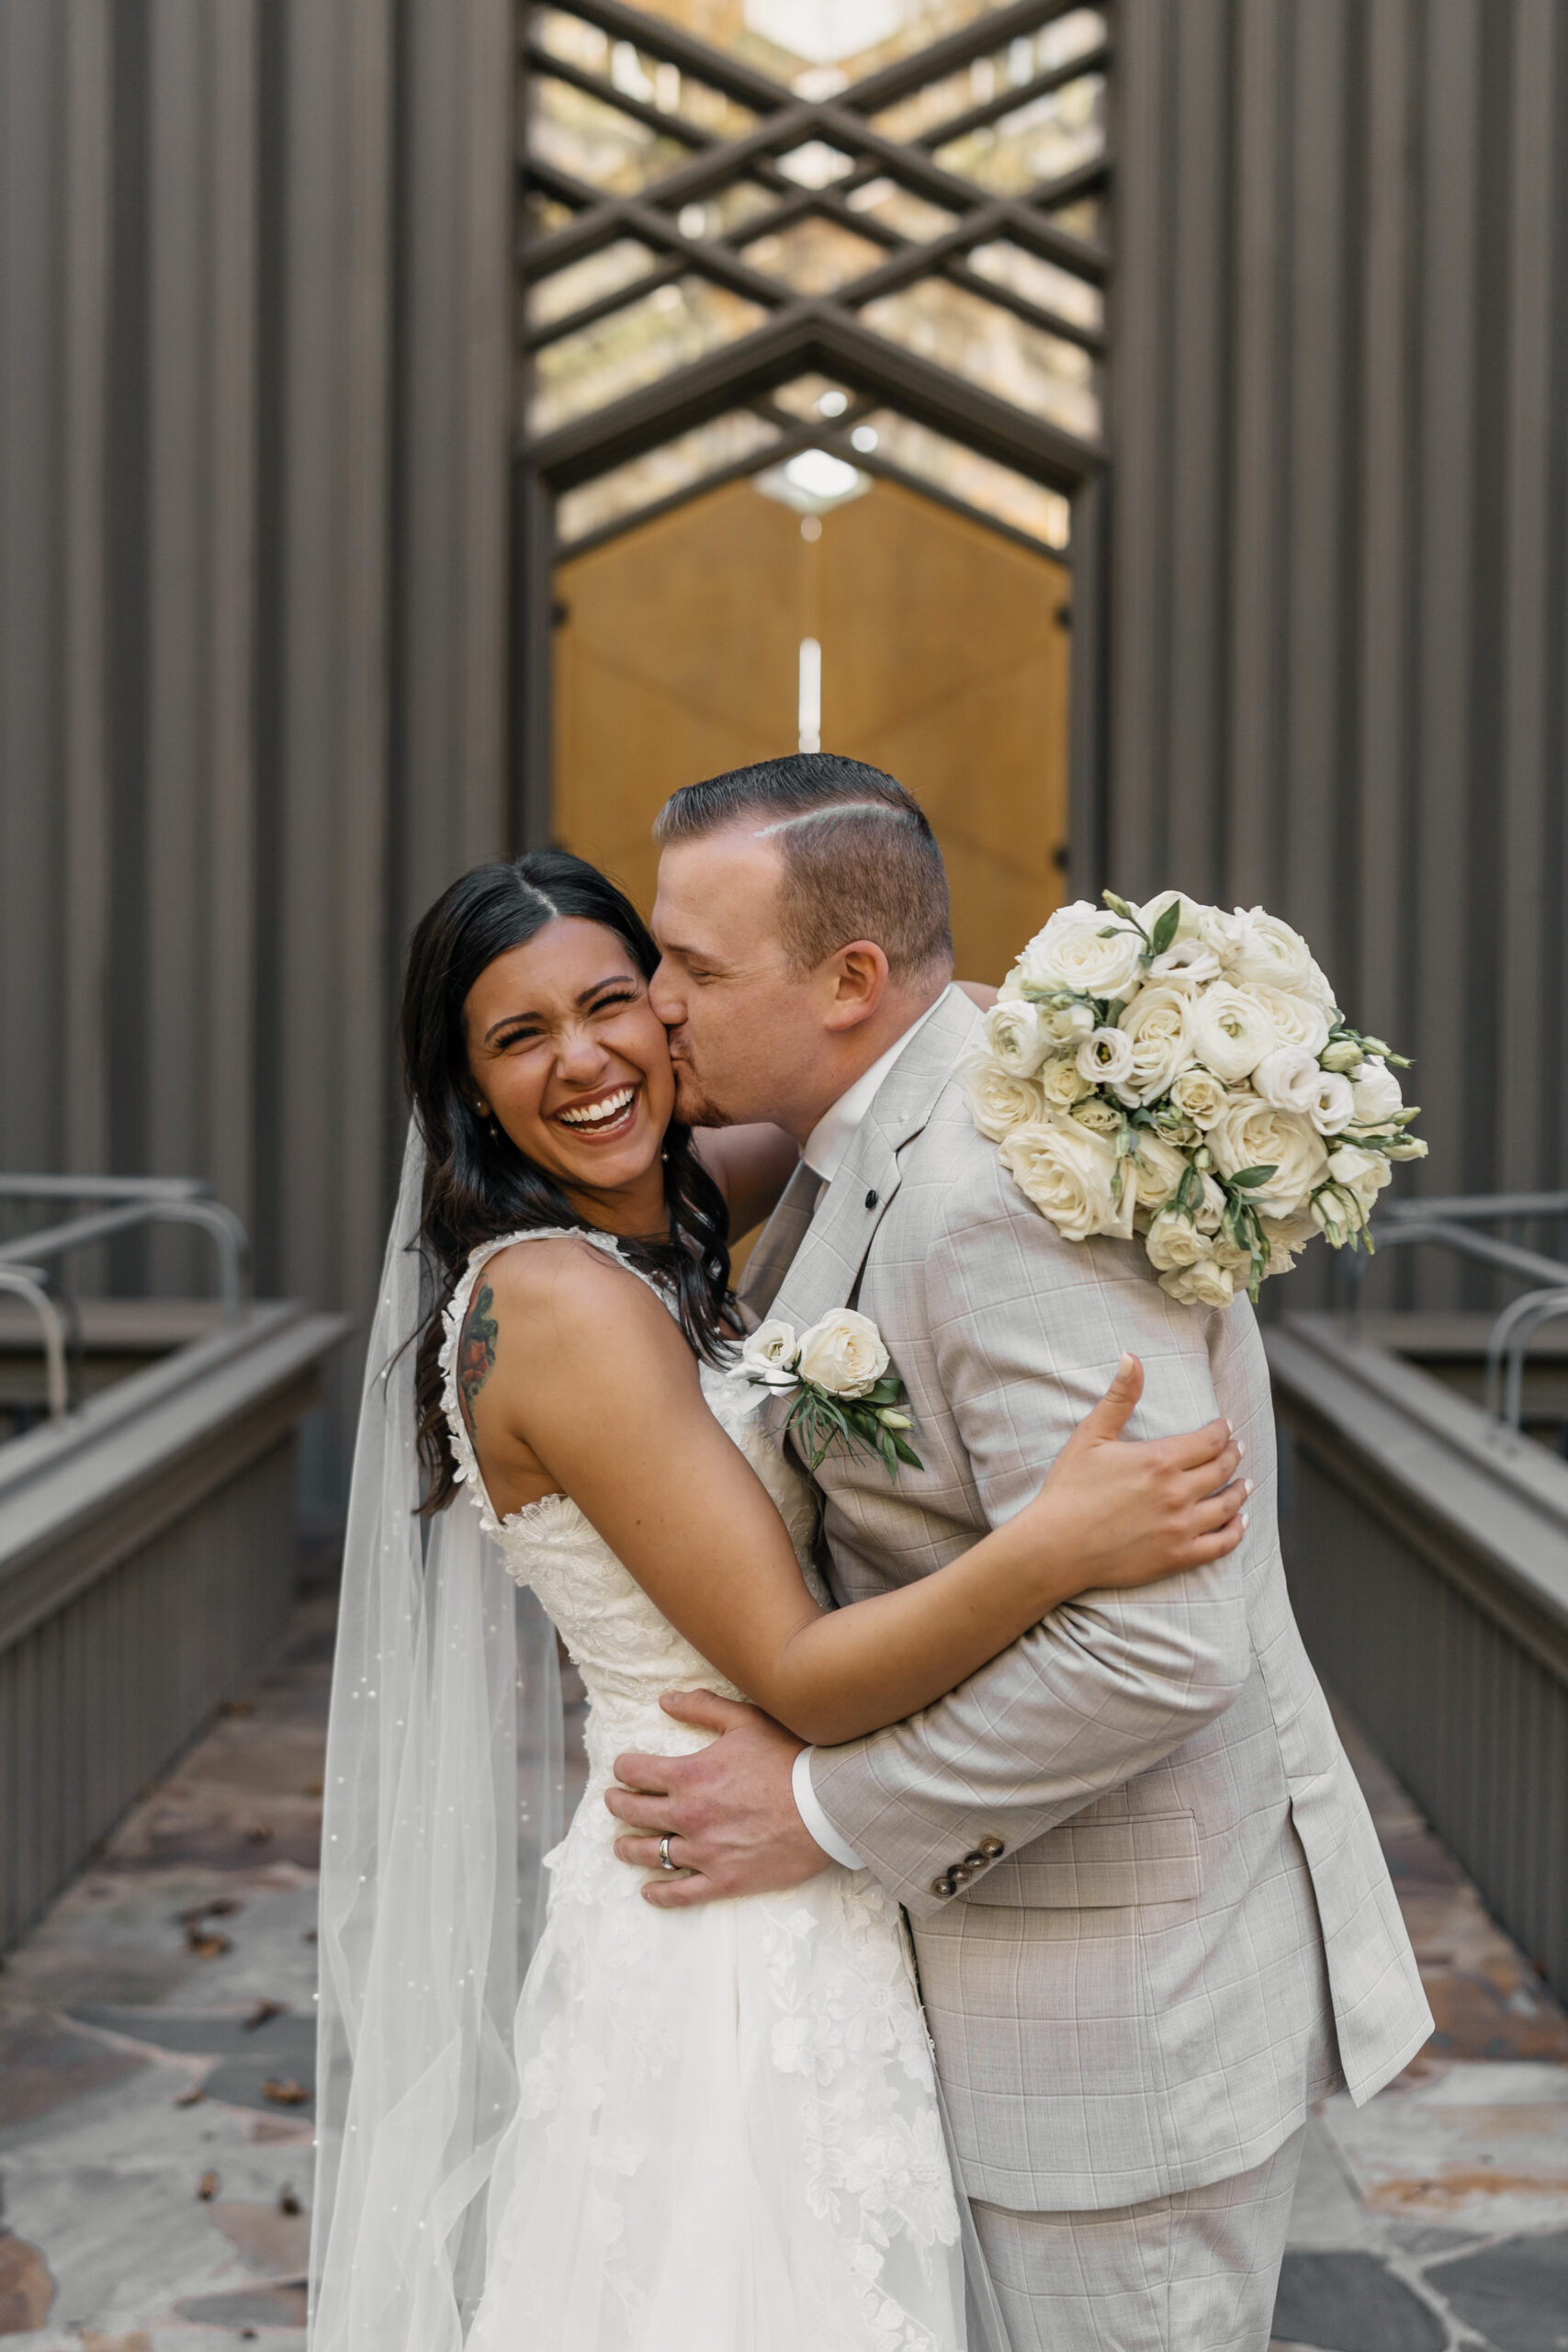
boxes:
[965,889,1427,1306]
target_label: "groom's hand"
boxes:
[606,1690,831,1908]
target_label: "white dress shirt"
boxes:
[788,990,952,1871]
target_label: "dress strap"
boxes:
[438,1227,673,1534]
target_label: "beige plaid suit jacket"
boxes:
[744,988,1431,2213]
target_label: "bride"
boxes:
[309,850,1247,2352]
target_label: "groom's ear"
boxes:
[821,940,890,1034]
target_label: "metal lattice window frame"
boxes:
[512,0,1112,885]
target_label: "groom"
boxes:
[607,753,1430,2350]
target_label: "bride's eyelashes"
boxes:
[491,985,642,1054]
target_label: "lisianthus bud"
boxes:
[1319,1037,1363,1075]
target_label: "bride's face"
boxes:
[464,918,676,1216]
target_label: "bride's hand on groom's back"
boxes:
[1029,1354,1249,1595]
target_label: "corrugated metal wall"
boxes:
[0,0,513,1497]
[1111,0,1568,1298]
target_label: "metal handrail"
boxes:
[1379,1189,1568,1225]
[1483,1287,1568,1426]
[1356,1217,1568,1289]
[1339,1214,1568,1346]
[0,1199,251,1321]
[0,1174,209,1203]
[0,1268,72,1420]
[1495,1279,1568,1420]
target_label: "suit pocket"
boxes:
[964,1811,1203,1910]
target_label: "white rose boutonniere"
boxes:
[743,1307,923,1480]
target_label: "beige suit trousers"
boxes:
[971,2125,1305,2352]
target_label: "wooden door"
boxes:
[554,473,1071,982]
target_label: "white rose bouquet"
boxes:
[740,1308,924,1479]
[967,888,1427,1308]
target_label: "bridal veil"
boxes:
[309,1120,564,2347]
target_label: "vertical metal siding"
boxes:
[0,1438,296,1949]
[0,0,513,1496]
[1112,0,1568,1306]
[1284,1439,1568,1996]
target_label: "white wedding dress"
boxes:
[438,1227,969,2352]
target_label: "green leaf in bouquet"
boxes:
[1148,899,1181,959]
[890,1430,925,1469]
[1227,1164,1279,1189]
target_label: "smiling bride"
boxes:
[308,848,1248,2352]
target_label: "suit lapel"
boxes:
[770,987,982,1337]
[738,1158,822,1317]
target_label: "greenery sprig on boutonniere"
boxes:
[741,1308,923,1482]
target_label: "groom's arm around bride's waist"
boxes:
[808,1124,1262,1920]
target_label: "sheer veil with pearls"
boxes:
[308,1118,564,2349]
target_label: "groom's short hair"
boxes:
[654,753,953,980]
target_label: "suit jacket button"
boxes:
[948,1863,973,1886]
[963,1849,989,1870]
[931,1873,955,1898]
[864,1189,878,1209]
[977,1836,1005,1859]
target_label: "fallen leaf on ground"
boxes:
[177,1896,240,1925]
[243,1823,275,1844]
[263,2078,309,2107]
[279,2186,302,2215]
[175,2086,205,2108]
[244,1999,286,2030]
[197,2170,219,2200]
[186,1930,232,1959]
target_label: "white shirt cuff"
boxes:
[792,1746,866,1871]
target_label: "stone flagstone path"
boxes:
[0,1573,1562,2349]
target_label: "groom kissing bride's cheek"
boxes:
[602,755,1431,2349]
[313,752,1429,2352]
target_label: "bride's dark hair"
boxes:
[401,848,733,1512]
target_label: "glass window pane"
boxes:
[872,11,1104,141]
[557,410,782,545]
[774,141,857,189]
[740,217,886,293]
[966,241,1103,333]
[530,74,691,197]
[771,373,856,421]
[843,177,957,242]
[534,12,755,140]
[931,72,1106,196]
[853,409,1070,547]
[1043,193,1108,248]
[530,279,770,435]
[622,2,1017,89]
[527,240,661,331]
[860,277,1100,438]
[668,182,777,239]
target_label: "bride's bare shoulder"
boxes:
[480,1232,688,1360]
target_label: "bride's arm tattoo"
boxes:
[457,1283,499,1435]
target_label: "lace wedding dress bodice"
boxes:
[438,1227,967,2352]
[441,1226,821,1782]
